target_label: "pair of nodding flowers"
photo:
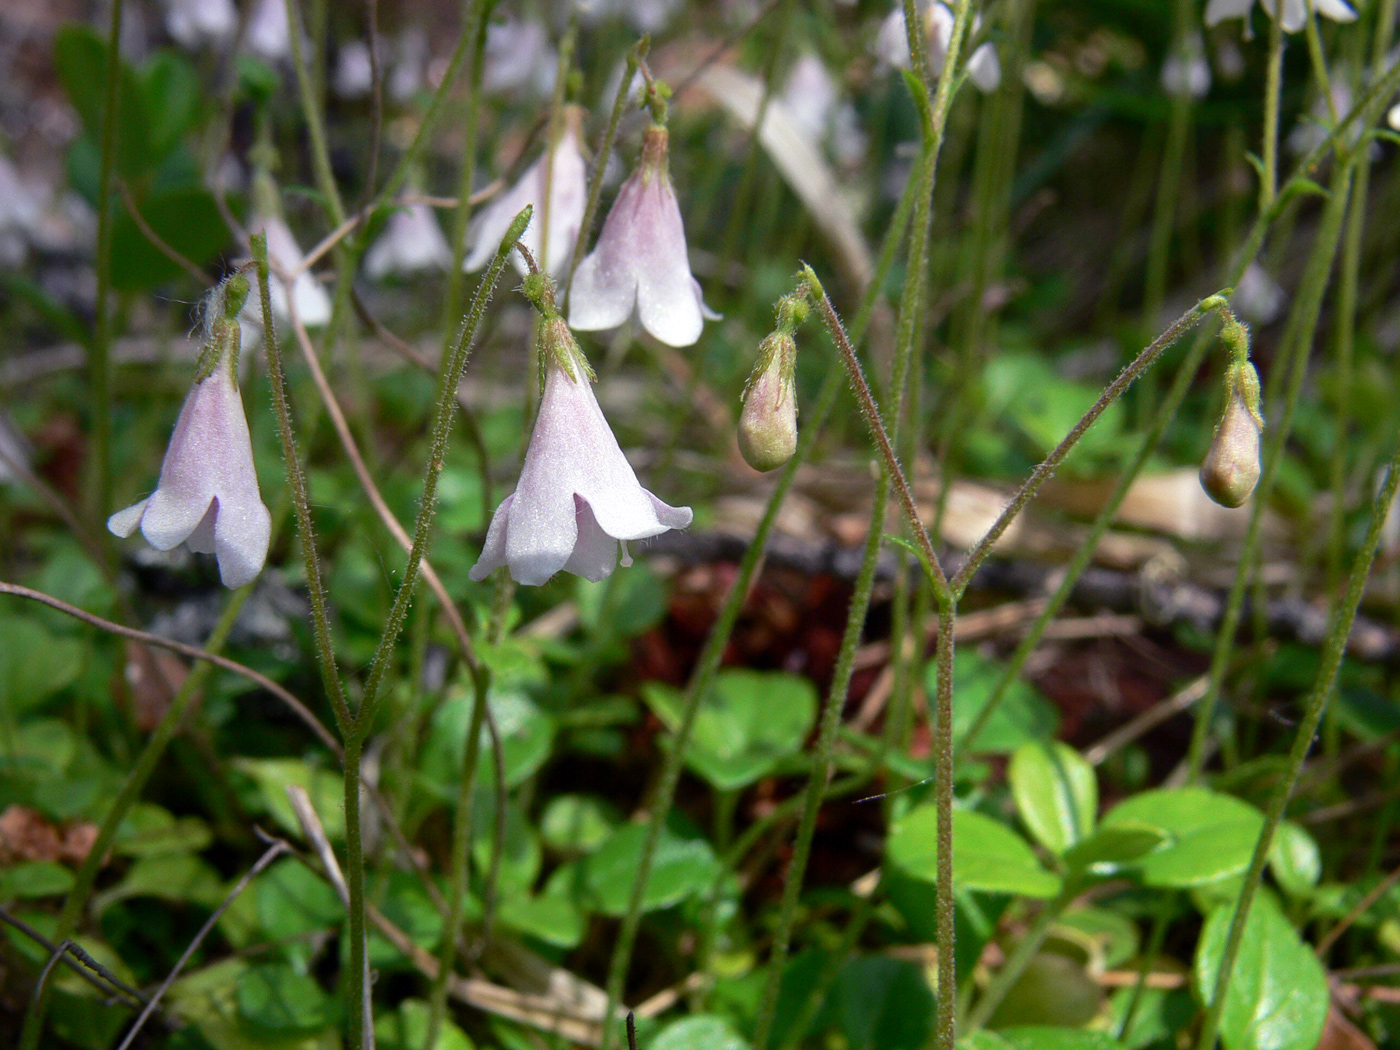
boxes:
[110,252,696,591]
[464,104,713,349]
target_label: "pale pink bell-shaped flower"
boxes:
[1204,0,1356,34]
[364,202,452,279]
[469,320,692,586]
[568,125,713,348]
[244,214,332,331]
[109,280,271,588]
[464,109,588,278]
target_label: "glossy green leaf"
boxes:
[1062,823,1168,876]
[0,617,85,715]
[888,805,1061,898]
[540,793,620,854]
[110,187,227,291]
[932,651,1059,754]
[583,823,721,915]
[51,25,151,178]
[984,952,1104,1029]
[0,861,75,899]
[644,670,817,791]
[1009,741,1097,854]
[963,1028,1126,1050]
[1102,788,1264,887]
[577,563,669,638]
[91,853,224,914]
[496,891,585,948]
[114,804,213,857]
[1268,821,1321,897]
[237,963,336,1032]
[376,999,473,1050]
[139,50,202,161]
[827,955,936,1050]
[648,1015,749,1050]
[1195,895,1328,1050]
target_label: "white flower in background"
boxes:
[164,0,237,49]
[875,1,1001,93]
[335,40,374,99]
[109,278,271,588]
[244,0,291,61]
[568,124,714,348]
[1233,262,1285,324]
[779,54,869,167]
[1162,33,1211,99]
[465,107,588,278]
[469,320,691,586]
[1204,0,1356,34]
[247,214,333,328]
[389,27,429,102]
[483,19,557,97]
[0,157,48,268]
[363,203,452,279]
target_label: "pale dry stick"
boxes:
[114,837,290,1050]
[0,909,146,1009]
[1315,860,1400,960]
[1082,676,1207,766]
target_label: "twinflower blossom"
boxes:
[1204,0,1356,34]
[464,108,587,278]
[568,124,714,347]
[875,1,1001,93]
[163,0,237,50]
[364,202,452,279]
[470,284,691,586]
[1162,33,1211,99]
[109,276,271,588]
[244,0,292,61]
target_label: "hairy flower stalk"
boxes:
[568,121,714,347]
[1200,317,1264,508]
[470,275,692,586]
[108,274,271,588]
[738,295,806,471]
[465,106,588,278]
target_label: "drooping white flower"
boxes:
[779,54,869,167]
[464,108,588,278]
[483,19,557,97]
[244,0,291,61]
[389,26,428,102]
[335,40,374,99]
[469,317,692,586]
[1162,33,1211,99]
[1233,262,1285,324]
[875,1,1001,93]
[363,203,452,279]
[245,213,332,330]
[164,0,237,49]
[109,278,271,588]
[568,125,713,348]
[1204,0,1356,34]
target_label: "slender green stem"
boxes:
[1188,163,1355,783]
[1302,8,1340,128]
[1115,890,1177,1042]
[966,885,1078,1031]
[752,472,892,1050]
[424,665,491,1050]
[352,209,529,735]
[17,585,252,1050]
[595,143,913,1050]
[285,0,346,226]
[566,38,648,293]
[951,296,1225,600]
[1195,437,1400,1050]
[342,733,368,1050]
[1260,13,1284,213]
[372,4,479,212]
[930,597,957,1050]
[251,234,352,733]
[87,0,124,527]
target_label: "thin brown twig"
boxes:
[114,837,290,1050]
[1315,860,1400,959]
[116,181,210,285]
[0,908,146,1008]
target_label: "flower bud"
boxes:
[738,332,798,472]
[1200,363,1264,509]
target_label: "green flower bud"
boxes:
[738,332,798,472]
[1200,363,1264,509]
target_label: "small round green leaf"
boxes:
[583,824,720,916]
[889,806,1061,898]
[1009,741,1098,854]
